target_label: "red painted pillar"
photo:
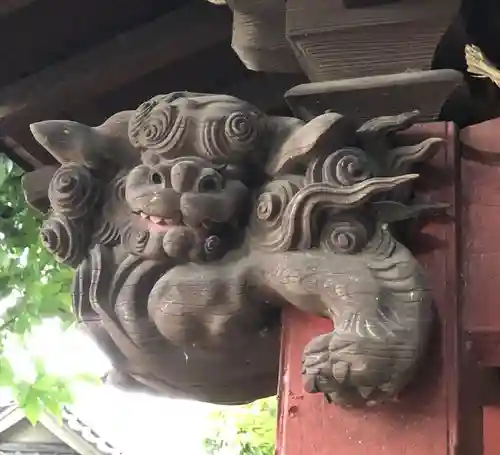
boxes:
[276,122,483,455]
[459,118,500,455]
[483,408,500,455]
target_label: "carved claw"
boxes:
[332,360,349,383]
[302,331,418,408]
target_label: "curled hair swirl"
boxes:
[248,147,381,253]
[121,223,167,261]
[40,214,89,267]
[93,176,127,246]
[320,213,374,254]
[122,224,151,256]
[250,176,303,251]
[48,164,99,219]
[203,234,224,262]
[306,147,376,187]
[128,95,186,155]
[200,111,262,161]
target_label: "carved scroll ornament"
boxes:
[25,91,443,408]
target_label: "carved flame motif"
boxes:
[27,91,444,408]
[250,169,416,253]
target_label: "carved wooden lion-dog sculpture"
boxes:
[24,91,442,407]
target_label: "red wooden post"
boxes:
[460,118,500,455]
[277,122,483,455]
[483,408,500,455]
[460,118,500,367]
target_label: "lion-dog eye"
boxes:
[148,164,172,188]
[196,169,224,193]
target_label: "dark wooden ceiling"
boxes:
[0,0,305,169]
[7,0,499,171]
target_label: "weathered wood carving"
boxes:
[24,92,443,407]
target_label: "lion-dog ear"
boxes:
[265,113,357,176]
[22,165,59,214]
[29,111,140,170]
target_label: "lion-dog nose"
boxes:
[171,161,200,194]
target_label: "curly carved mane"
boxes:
[250,111,442,255]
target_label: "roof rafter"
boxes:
[0,2,232,135]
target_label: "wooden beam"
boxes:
[1,135,45,169]
[0,0,36,15]
[227,73,307,113]
[285,69,464,122]
[286,0,459,81]
[230,0,302,73]
[0,2,233,134]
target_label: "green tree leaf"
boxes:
[0,357,14,386]
[50,381,74,405]
[204,397,277,455]
[15,381,32,407]
[0,155,13,190]
[23,390,43,425]
[33,375,58,392]
[41,394,63,423]
[73,372,102,385]
[0,159,77,422]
